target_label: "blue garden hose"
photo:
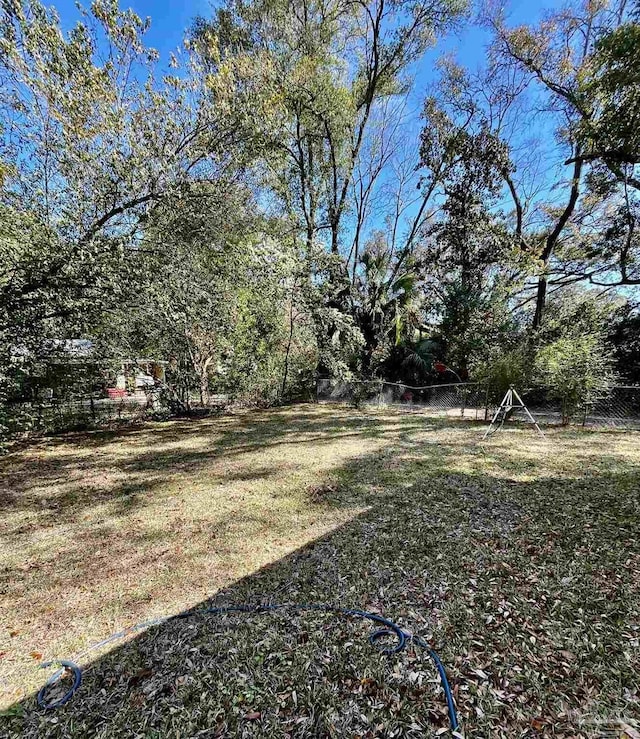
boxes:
[37,602,459,732]
[413,635,459,732]
[36,660,82,710]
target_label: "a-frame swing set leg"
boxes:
[510,386,545,438]
[482,388,512,440]
[481,385,545,439]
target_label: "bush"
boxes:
[473,347,532,405]
[535,336,616,424]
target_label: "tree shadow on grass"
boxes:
[3,415,640,738]
[0,405,446,523]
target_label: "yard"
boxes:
[1,405,639,738]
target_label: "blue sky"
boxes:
[51,0,565,70]
[448,0,565,70]
[52,0,212,60]
[50,0,567,164]
[49,0,568,222]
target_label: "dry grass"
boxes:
[1,404,639,737]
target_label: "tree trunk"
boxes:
[532,155,583,330]
[281,300,295,400]
[200,366,211,407]
[532,274,548,330]
[330,221,339,254]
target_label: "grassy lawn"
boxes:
[1,404,639,737]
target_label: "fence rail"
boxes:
[316,379,640,430]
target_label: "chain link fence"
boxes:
[317,379,640,430]
[4,393,157,436]
[6,381,640,439]
[2,388,238,439]
[317,379,488,420]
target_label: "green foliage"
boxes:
[378,338,440,385]
[0,0,233,435]
[2,0,639,442]
[111,185,311,407]
[536,289,622,345]
[608,304,640,384]
[535,336,616,424]
[436,282,520,379]
[473,347,532,405]
[193,0,467,377]
[579,20,640,166]
[418,105,524,379]
[527,290,621,423]
[0,0,195,337]
[353,233,421,377]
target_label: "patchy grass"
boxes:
[1,404,639,737]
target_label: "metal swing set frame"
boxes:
[482,385,545,439]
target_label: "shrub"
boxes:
[473,347,532,405]
[535,336,616,424]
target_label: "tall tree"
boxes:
[0,0,229,348]
[107,183,300,406]
[487,0,637,326]
[419,120,518,376]
[193,0,467,374]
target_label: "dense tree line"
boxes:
[1,0,639,436]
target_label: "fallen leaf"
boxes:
[621,723,640,739]
[128,667,153,686]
